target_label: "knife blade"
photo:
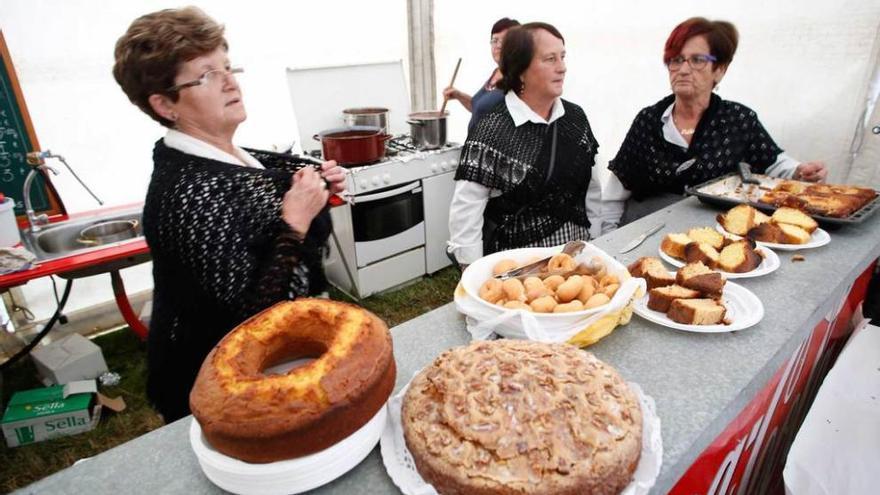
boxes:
[618,223,665,254]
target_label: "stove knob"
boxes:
[383,173,391,184]
[430,163,439,173]
[359,179,368,190]
[372,176,382,186]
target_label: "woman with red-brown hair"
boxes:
[603,17,827,228]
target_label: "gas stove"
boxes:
[341,136,461,196]
[323,136,462,298]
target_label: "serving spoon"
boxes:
[493,240,591,281]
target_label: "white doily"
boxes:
[380,375,663,495]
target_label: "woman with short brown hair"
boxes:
[447,22,601,267]
[605,17,827,229]
[113,7,346,421]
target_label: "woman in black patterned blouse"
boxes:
[113,7,346,421]
[604,17,827,229]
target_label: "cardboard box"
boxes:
[2,381,101,448]
[30,333,108,385]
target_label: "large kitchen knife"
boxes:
[618,223,665,254]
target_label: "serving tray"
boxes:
[684,173,880,225]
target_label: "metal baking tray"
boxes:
[684,173,880,225]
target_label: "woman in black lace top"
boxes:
[606,17,827,228]
[113,7,345,421]
[447,22,601,268]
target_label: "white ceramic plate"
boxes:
[658,244,780,279]
[633,280,763,333]
[715,223,830,251]
[189,406,387,495]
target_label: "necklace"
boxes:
[672,114,696,136]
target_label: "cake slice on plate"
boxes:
[668,298,727,325]
[687,227,725,250]
[676,262,725,298]
[647,284,701,312]
[661,233,692,259]
[628,256,675,290]
[684,242,720,268]
[717,240,762,273]
[771,207,818,233]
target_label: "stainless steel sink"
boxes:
[20,207,150,277]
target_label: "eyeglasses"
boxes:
[490,37,502,46]
[167,67,244,92]
[667,54,717,71]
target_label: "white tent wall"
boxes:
[0,0,409,321]
[1,1,878,323]
[434,1,880,185]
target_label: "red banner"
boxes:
[669,263,874,495]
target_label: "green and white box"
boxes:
[2,380,100,447]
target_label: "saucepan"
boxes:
[78,219,139,246]
[313,125,391,166]
[342,108,389,135]
[407,111,448,150]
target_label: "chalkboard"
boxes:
[0,30,65,220]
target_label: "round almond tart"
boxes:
[402,340,642,495]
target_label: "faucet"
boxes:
[24,164,59,233]
[24,150,104,233]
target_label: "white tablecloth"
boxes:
[784,321,880,495]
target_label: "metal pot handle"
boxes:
[381,134,393,142]
[77,238,100,246]
[406,120,425,126]
[312,134,321,141]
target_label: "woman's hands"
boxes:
[320,160,347,194]
[282,166,330,239]
[794,161,828,182]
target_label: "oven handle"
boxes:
[353,181,422,204]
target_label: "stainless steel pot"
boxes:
[78,219,139,246]
[343,107,389,135]
[407,111,447,150]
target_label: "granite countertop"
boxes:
[18,197,880,495]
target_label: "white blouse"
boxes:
[447,92,604,264]
[163,129,264,169]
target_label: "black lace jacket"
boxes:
[456,99,598,251]
[144,140,330,421]
[609,94,783,200]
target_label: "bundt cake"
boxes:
[189,299,396,463]
[747,222,785,243]
[776,223,811,244]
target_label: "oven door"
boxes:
[351,181,425,267]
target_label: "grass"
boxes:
[0,266,460,492]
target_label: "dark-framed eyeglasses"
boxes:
[167,67,244,92]
[667,54,717,71]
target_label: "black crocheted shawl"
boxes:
[609,94,783,200]
[143,140,330,421]
[455,98,598,251]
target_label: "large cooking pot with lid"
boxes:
[407,111,447,150]
[342,107,389,135]
[313,125,390,166]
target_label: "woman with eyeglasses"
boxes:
[447,23,601,268]
[113,7,345,422]
[603,17,827,228]
[443,17,520,133]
